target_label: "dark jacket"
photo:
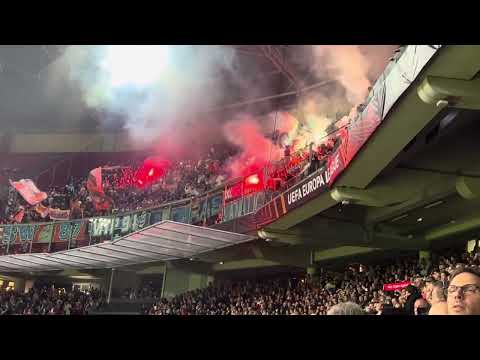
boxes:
[403,292,422,315]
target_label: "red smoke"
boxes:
[134,156,171,188]
[223,117,283,178]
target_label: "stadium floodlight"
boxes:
[101,45,169,87]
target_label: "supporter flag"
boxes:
[14,208,25,223]
[87,167,103,195]
[87,167,112,210]
[35,203,49,219]
[9,179,48,206]
[48,208,71,221]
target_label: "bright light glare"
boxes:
[102,45,169,87]
[246,174,260,185]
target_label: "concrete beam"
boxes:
[213,259,282,272]
[456,176,480,200]
[425,212,480,241]
[365,169,457,224]
[313,246,379,262]
[418,76,480,110]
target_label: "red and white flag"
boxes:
[14,208,25,223]
[10,179,48,206]
[87,167,103,195]
[35,203,50,219]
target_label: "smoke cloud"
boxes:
[45,45,396,178]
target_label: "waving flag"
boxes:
[35,203,50,218]
[14,208,25,223]
[10,179,48,206]
[87,167,113,210]
[87,167,104,195]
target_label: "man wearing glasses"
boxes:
[447,267,480,315]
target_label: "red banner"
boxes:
[10,179,47,206]
[383,280,411,292]
[48,208,70,221]
[224,181,243,203]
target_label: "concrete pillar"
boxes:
[24,279,35,293]
[162,266,211,299]
[419,250,431,275]
[14,278,26,293]
[107,269,115,304]
[306,266,317,276]
[467,239,478,253]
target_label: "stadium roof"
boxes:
[0,221,255,273]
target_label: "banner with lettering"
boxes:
[150,209,165,225]
[112,211,150,239]
[90,211,151,240]
[171,206,189,224]
[9,179,48,206]
[48,208,71,221]
[383,280,411,292]
[224,181,243,203]
[207,193,223,219]
[254,147,345,227]
[89,217,113,238]
[53,221,89,244]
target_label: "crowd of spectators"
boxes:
[121,282,161,300]
[145,248,480,315]
[0,145,235,224]
[0,285,105,315]
[1,136,340,226]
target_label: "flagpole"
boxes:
[6,228,10,255]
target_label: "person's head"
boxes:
[327,302,365,315]
[414,298,430,315]
[447,267,480,315]
[413,277,424,289]
[431,281,446,304]
[404,285,417,298]
[421,278,434,302]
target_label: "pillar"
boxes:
[419,250,431,275]
[107,269,115,304]
[24,279,35,293]
[467,239,478,253]
[162,265,212,299]
[306,267,317,276]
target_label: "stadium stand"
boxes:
[2,45,480,316]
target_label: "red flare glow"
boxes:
[246,174,260,185]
